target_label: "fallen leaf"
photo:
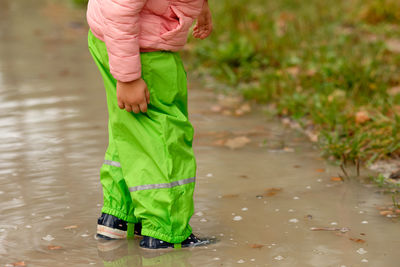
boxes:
[48,245,62,250]
[315,169,325,173]
[234,109,244,116]
[263,187,282,196]
[365,34,378,42]
[249,243,264,249]
[306,69,316,76]
[388,86,400,96]
[350,237,367,245]
[64,225,78,230]
[386,39,400,53]
[330,177,343,181]
[306,130,317,142]
[283,147,294,152]
[276,12,295,36]
[355,111,370,124]
[224,136,251,149]
[239,103,251,113]
[210,105,222,113]
[392,105,400,115]
[379,210,394,216]
[11,262,26,267]
[285,66,300,76]
[265,187,282,192]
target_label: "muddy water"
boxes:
[0,1,399,266]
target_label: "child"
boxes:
[86,0,212,249]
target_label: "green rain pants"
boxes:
[88,31,196,244]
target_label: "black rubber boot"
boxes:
[96,213,127,240]
[139,234,210,249]
[96,213,142,240]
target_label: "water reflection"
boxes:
[97,240,193,267]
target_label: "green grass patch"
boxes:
[189,0,400,166]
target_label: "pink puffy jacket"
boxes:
[87,0,204,82]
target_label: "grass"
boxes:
[188,0,400,169]
[71,0,88,7]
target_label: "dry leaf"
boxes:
[210,105,222,113]
[386,39,400,53]
[282,109,290,116]
[315,169,325,173]
[240,103,251,113]
[355,111,370,124]
[306,69,316,76]
[349,237,366,243]
[283,147,294,152]
[285,66,300,76]
[330,177,343,181]
[64,225,78,230]
[394,106,400,115]
[224,136,251,149]
[263,187,282,196]
[48,245,62,250]
[249,243,264,249]
[234,109,244,116]
[388,86,400,96]
[379,210,394,216]
[11,262,26,267]
[306,131,319,142]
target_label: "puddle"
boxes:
[0,0,399,266]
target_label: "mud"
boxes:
[0,1,399,266]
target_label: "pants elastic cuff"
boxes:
[141,227,192,244]
[101,207,137,223]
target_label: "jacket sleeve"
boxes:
[100,0,147,82]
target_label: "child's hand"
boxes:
[117,79,150,113]
[193,0,212,39]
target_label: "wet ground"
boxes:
[1,1,400,266]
